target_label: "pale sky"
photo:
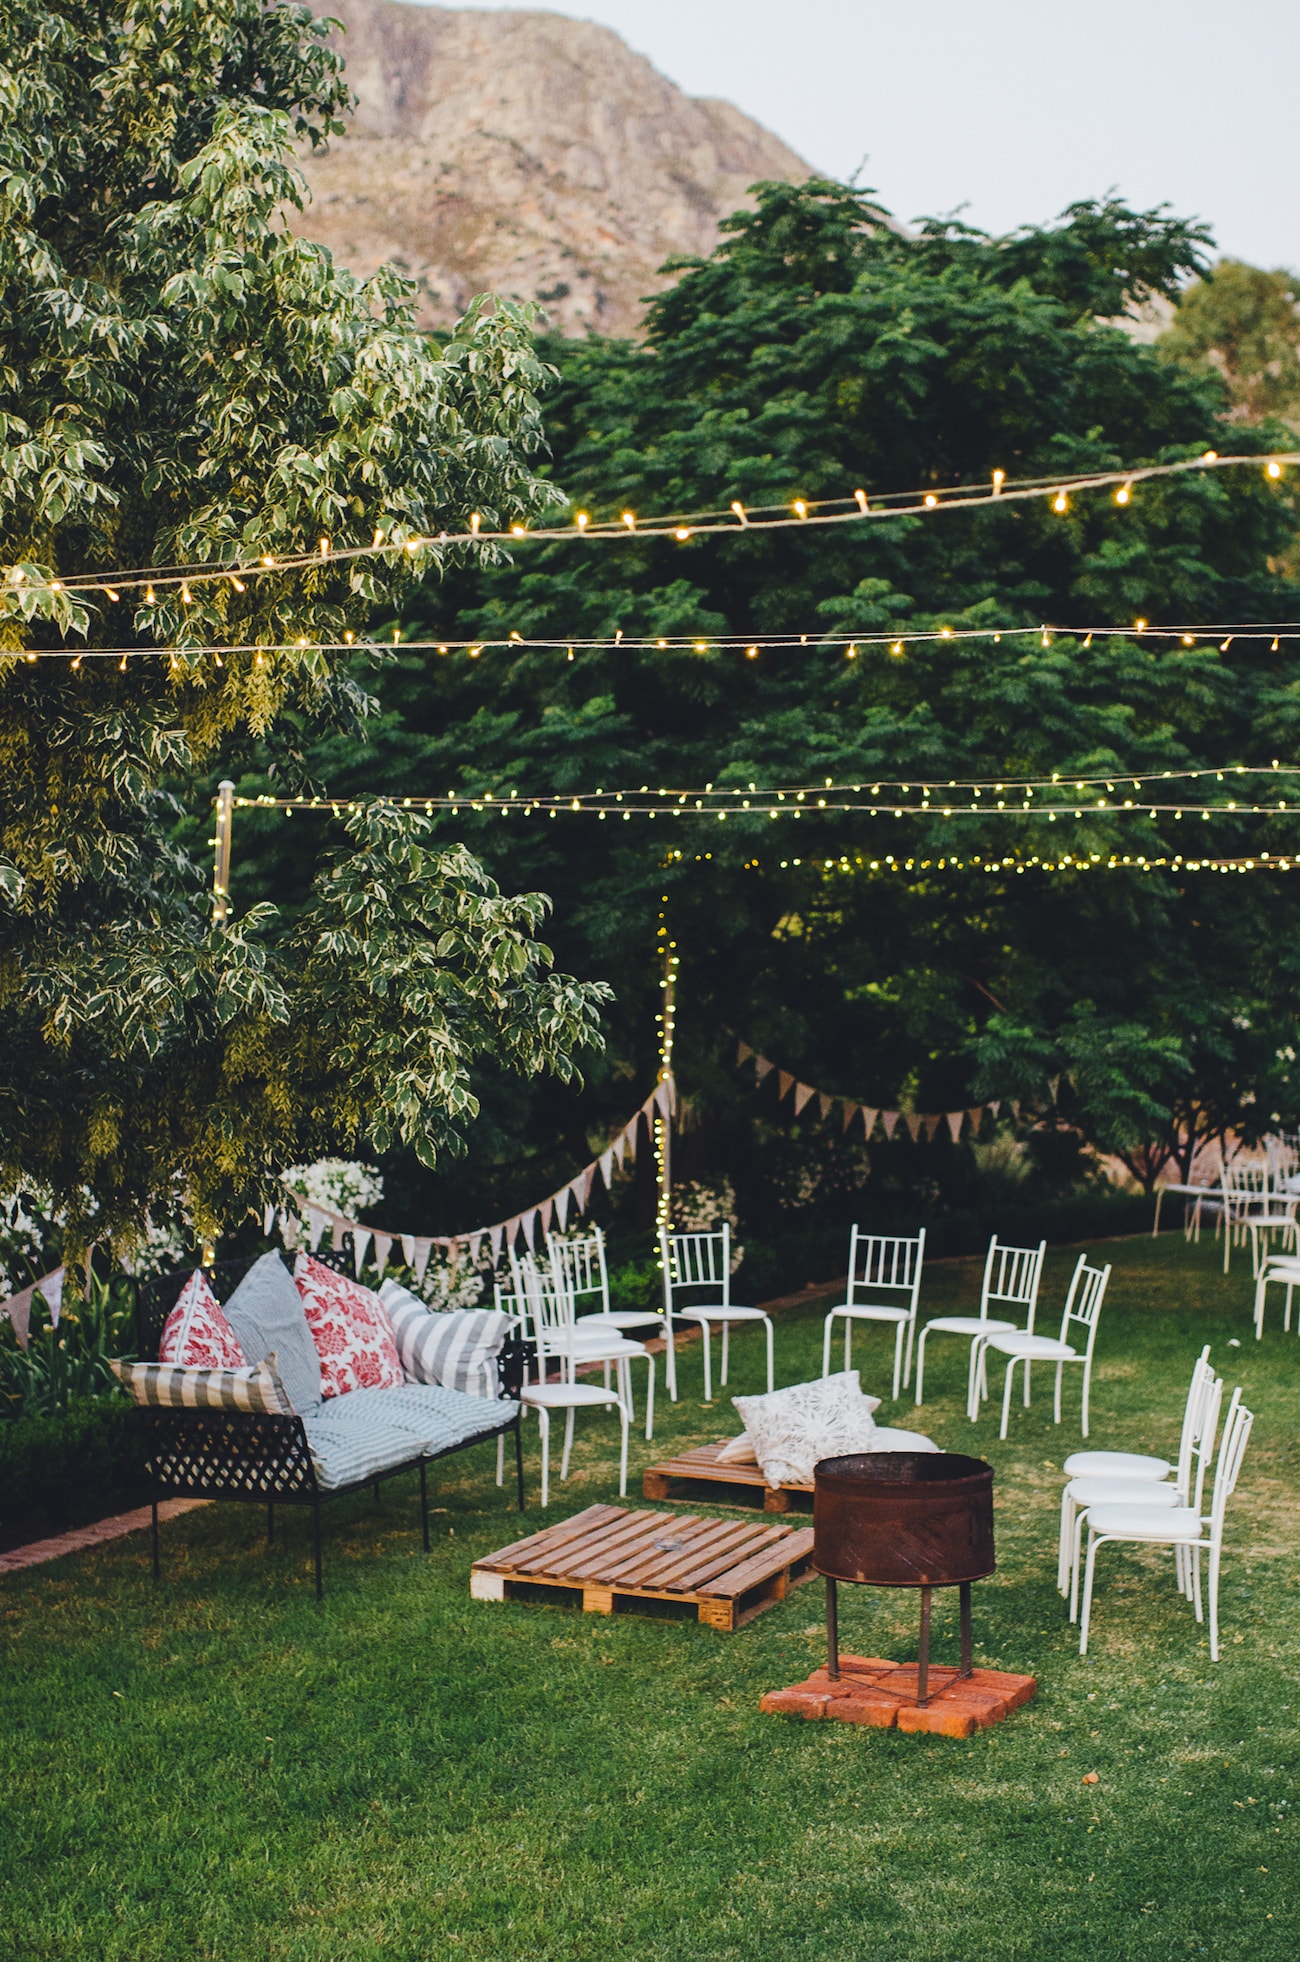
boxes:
[431,0,1299,271]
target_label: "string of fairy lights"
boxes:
[6,619,1298,667]
[5,449,1296,603]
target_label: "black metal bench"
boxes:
[134,1252,527,1596]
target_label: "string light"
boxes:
[17,452,1296,602]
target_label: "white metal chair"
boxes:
[1254,1251,1300,1338]
[1056,1344,1215,1593]
[513,1250,655,1438]
[913,1236,1046,1415]
[1219,1161,1273,1274]
[512,1258,632,1506]
[659,1223,774,1403]
[547,1227,669,1342]
[975,1254,1110,1440]
[1077,1390,1253,1661]
[1067,1372,1222,1621]
[821,1227,925,1402]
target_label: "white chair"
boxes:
[1067,1373,1222,1621]
[513,1250,655,1439]
[1219,1161,1273,1274]
[974,1255,1109,1440]
[512,1259,632,1506]
[547,1227,669,1342]
[1056,1344,1215,1593]
[1254,1252,1300,1338]
[659,1223,774,1403]
[913,1236,1046,1415]
[1078,1390,1254,1661]
[821,1227,925,1402]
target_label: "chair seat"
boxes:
[1063,1449,1171,1479]
[1068,1476,1179,1508]
[985,1333,1077,1361]
[543,1336,648,1364]
[1086,1503,1201,1540]
[521,1381,623,1409]
[578,1311,667,1333]
[827,1302,910,1324]
[674,1304,768,1322]
[923,1315,1018,1336]
[871,1426,940,1452]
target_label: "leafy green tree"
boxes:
[0,0,605,1247]
[227,180,1300,1245]
[1161,259,1300,427]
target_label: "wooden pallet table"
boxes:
[470,1502,816,1630]
[641,1441,813,1513]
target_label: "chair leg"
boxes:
[1058,1488,1075,1595]
[1079,1531,1101,1654]
[665,1313,678,1402]
[1053,1362,1064,1426]
[822,1312,835,1378]
[764,1315,774,1394]
[312,1499,323,1601]
[537,1406,551,1508]
[903,1317,916,1391]
[419,1459,429,1553]
[1070,1510,1089,1622]
[514,1415,525,1511]
[999,1357,1016,1440]
[844,1316,852,1374]
[644,1354,655,1442]
[561,1405,576,1481]
[617,1395,629,1499]
[701,1320,713,1403]
[1023,1358,1032,1408]
[1080,1360,1092,1439]
[720,1317,730,1388]
[1191,1543,1204,1623]
[1208,1541,1221,1662]
[891,1321,904,1403]
[496,1432,505,1486]
[914,1329,928,1407]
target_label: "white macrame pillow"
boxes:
[723,1370,881,1487]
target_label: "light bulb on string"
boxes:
[1267,461,1282,479]
[621,512,636,531]
[992,469,1005,495]
[1052,491,1068,514]
[1116,483,1132,506]
[854,489,869,512]
[731,501,749,526]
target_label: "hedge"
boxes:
[0,1395,148,1552]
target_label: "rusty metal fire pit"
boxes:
[814,1451,995,1707]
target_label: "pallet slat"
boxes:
[642,1443,811,1512]
[470,1505,816,1631]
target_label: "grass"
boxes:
[2,1233,1298,1961]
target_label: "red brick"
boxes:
[762,1660,1037,1738]
[897,1701,980,1739]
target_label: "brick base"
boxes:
[760,1653,1037,1738]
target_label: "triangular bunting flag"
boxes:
[904,1112,925,1142]
[777,1070,795,1100]
[882,1111,900,1140]
[737,1040,754,1064]
[842,1101,859,1131]
[818,1092,834,1121]
[622,1118,638,1164]
[553,1186,570,1231]
[539,1200,553,1237]
[400,1233,416,1268]
[966,1108,984,1137]
[946,1111,964,1143]
[330,1217,346,1252]
[1048,1075,1061,1102]
[860,1107,879,1140]
[413,1237,434,1284]
[989,1100,1001,1117]
[576,1166,595,1209]
[599,1149,615,1190]
[654,1077,676,1117]
[793,1082,815,1115]
[1010,1100,1021,1119]
[373,1232,393,1278]
[263,1203,277,1236]
[1,1281,35,1350]
[755,1056,774,1080]
[351,1227,373,1277]
[279,1211,301,1251]
[308,1208,327,1252]
[612,1131,628,1169]
[521,1210,537,1252]
[490,1224,505,1262]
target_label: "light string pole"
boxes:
[655,900,677,1240]
[212,779,234,926]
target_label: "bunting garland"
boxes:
[734,1038,1016,1143]
[275,1080,676,1278]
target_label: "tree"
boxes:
[0,0,607,1247]
[1160,259,1300,427]
[225,181,1300,1244]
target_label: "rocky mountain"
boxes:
[287,0,811,335]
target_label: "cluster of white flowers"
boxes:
[284,1159,385,1223]
[0,1188,48,1296]
[672,1178,744,1271]
[414,1245,494,1312]
[117,1214,192,1280]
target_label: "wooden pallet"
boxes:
[642,1441,813,1513]
[470,1502,816,1630]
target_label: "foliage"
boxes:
[0,1390,144,1545]
[0,1272,133,1420]
[253,178,1300,1231]
[672,1177,743,1268]
[0,0,604,1247]
[1,1238,1295,1959]
[1161,259,1300,427]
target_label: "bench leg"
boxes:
[312,1499,323,1600]
[419,1459,429,1552]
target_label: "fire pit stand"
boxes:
[816,1451,995,1708]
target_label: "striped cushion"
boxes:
[300,1404,426,1491]
[379,1282,514,1398]
[110,1354,294,1414]
[322,1383,515,1453]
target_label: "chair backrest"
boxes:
[1188,1373,1225,1515]
[1208,1389,1253,1534]
[659,1225,732,1310]
[980,1237,1047,1330]
[1057,1255,1109,1354]
[547,1229,610,1316]
[1173,1346,1215,1492]
[510,1250,578,1364]
[846,1227,926,1316]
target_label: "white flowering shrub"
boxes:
[410,1246,493,1312]
[117,1213,192,1280]
[672,1178,743,1271]
[284,1159,384,1225]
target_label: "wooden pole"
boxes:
[655,914,677,1236]
[212,779,234,925]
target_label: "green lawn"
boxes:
[3,1234,1297,1960]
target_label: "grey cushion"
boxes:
[316,1382,515,1455]
[222,1252,322,1417]
[300,1405,425,1492]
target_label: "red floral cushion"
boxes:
[158,1270,246,1369]
[293,1253,404,1398]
